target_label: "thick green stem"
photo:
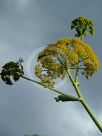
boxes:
[67,70,102,132]
[81,98,102,132]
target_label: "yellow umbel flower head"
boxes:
[35,38,100,87]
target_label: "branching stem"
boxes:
[67,69,102,133]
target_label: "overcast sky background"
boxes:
[0,0,102,136]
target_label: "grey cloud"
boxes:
[0,0,102,136]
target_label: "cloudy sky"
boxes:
[0,0,102,136]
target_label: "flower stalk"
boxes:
[22,72,102,132]
[21,75,68,96]
[67,69,102,132]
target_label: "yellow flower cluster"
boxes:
[57,37,100,78]
[35,63,55,88]
[35,37,100,87]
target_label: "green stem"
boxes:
[81,98,102,132]
[21,75,67,96]
[21,75,42,85]
[21,75,80,102]
[74,64,79,84]
[67,70,102,132]
[48,87,68,96]
[67,70,81,97]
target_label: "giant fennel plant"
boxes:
[0,16,102,133]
